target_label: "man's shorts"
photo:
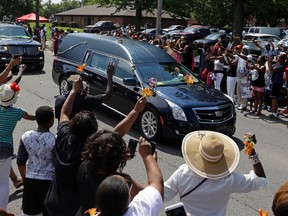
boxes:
[270,83,283,98]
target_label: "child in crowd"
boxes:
[0,83,35,210]
[17,106,55,216]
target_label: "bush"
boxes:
[69,21,78,28]
[59,21,67,27]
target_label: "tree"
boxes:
[0,0,34,21]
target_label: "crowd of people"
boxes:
[0,26,288,216]
[75,25,288,119]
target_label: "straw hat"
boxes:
[182,131,239,179]
[0,83,20,107]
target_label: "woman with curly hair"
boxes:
[76,130,143,216]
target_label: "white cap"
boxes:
[243,45,250,50]
[247,55,253,61]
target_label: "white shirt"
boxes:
[164,164,267,216]
[124,186,163,216]
[18,130,56,180]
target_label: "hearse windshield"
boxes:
[137,62,199,86]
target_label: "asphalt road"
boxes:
[7,48,288,216]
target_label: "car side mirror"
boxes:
[123,77,137,86]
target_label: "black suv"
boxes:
[83,21,117,33]
[0,23,44,71]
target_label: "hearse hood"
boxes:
[155,83,231,107]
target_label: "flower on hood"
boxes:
[141,88,153,97]
[76,63,86,73]
[184,75,194,85]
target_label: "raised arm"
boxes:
[59,76,82,123]
[267,57,276,73]
[101,61,116,103]
[249,149,266,178]
[138,136,163,199]
[0,56,22,84]
[12,64,26,84]
[113,97,146,137]
[253,39,263,49]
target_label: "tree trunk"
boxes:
[135,7,142,32]
[232,0,244,38]
[36,0,40,27]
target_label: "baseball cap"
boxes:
[242,45,250,50]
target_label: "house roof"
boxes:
[56,5,185,20]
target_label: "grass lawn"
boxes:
[26,22,83,40]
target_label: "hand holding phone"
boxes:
[128,138,138,159]
[165,202,186,216]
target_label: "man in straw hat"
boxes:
[0,83,35,210]
[164,130,267,216]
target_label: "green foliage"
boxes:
[69,21,78,28]
[0,0,34,21]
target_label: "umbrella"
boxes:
[16,13,49,22]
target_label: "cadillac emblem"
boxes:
[215,111,223,117]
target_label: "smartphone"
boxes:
[12,54,22,58]
[128,138,138,158]
[165,202,186,216]
[128,139,157,158]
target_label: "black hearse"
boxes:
[52,33,236,140]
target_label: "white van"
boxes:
[248,26,286,38]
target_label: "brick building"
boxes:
[55,5,187,28]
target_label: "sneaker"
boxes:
[237,106,247,110]
[261,104,267,110]
[267,107,273,112]
[269,113,279,119]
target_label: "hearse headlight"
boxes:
[0,46,8,51]
[165,100,188,121]
[38,46,42,51]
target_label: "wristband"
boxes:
[249,153,260,165]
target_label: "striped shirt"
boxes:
[0,106,26,145]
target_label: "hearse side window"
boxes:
[114,60,134,79]
[90,53,110,71]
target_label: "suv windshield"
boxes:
[0,26,31,38]
[137,63,199,86]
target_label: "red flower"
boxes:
[10,82,20,92]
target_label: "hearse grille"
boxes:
[193,104,233,124]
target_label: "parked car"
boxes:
[141,28,168,40]
[83,21,117,33]
[170,27,211,44]
[163,25,186,32]
[242,33,281,55]
[193,33,231,47]
[248,26,286,39]
[0,23,44,71]
[278,34,288,48]
[52,33,236,141]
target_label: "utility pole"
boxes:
[155,0,163,36]
[36,0,40,27]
